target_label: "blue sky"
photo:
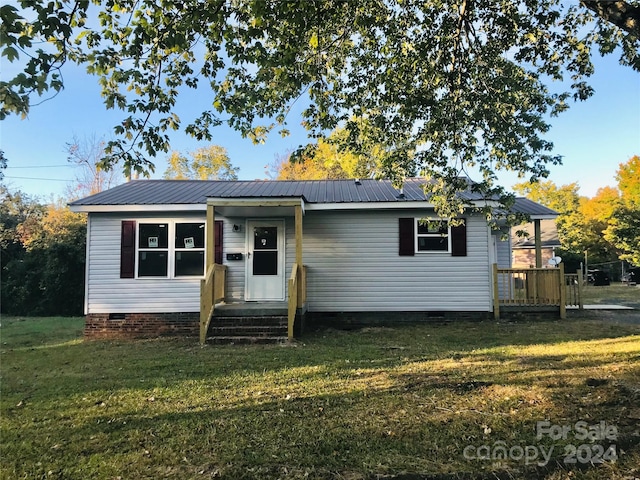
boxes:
[2,51,639,201]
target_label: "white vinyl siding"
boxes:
[495,229,512,268]
[302,210,491,312]
[220,217,247,301]
[86,213,206,314]
[84,209,492,314]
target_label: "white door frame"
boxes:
[245,219,286,301]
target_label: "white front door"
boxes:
[245,220,285,301]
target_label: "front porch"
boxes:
[199,198,307,344]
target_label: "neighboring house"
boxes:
[69,179,556,338]
[511,219,561,269]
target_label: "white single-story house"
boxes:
[69,179,557,340]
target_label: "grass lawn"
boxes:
[1,315,639,479]
[581,283,640,309]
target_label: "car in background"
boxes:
[587,269,610,286]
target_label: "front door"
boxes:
[246,220,285,301]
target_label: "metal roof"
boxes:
[68,179,557,217]
[509,197,558,218]
[511,219,561,248]
[69,178,487,206]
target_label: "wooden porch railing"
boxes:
[564,271,584,309]
[287,263,307,341]
[199,263,227,344]
[493,264,566,319]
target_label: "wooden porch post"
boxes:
[295,204,303,269]
[200,202,216,344]
[492,263,500,320]
[295,204,304,329]
[559,263,566,319]
[534,219,542,268]
[206,202,215,270]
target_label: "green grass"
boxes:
[1,316,640,479]
[581,283,640,308]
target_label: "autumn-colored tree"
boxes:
[1,189,86,315]
[271,125,404,180]
[512,180,620,267]
[616,155,640,204]
[567,187,622,263]
[604,156,640,265]
[164,145,239,180]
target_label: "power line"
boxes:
[3,175,70,182]
[6,165,72,169]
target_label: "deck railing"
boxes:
[199,263,227,344]
[287,264,307,341]
[564,271,584,309]
[493,264,566,319]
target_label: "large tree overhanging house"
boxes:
[69,178,559,343]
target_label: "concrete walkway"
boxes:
[569,304,635,310]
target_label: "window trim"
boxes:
[134,219,207,279]
[414,218,451,254]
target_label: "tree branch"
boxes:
[581,1,640,36]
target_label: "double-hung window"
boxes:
[416,219,450,252]
[138,223,169,276]
[136,221,205,278]
[399,217,466,256]
[174,222,205,276]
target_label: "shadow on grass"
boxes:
[3,366,639,480]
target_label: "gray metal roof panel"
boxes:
[69,179,557,217]
[511,197,558,216]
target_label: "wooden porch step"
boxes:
[206,336,288,345]
[211,315,288,327]
[206,315,288,344]
[208,325,287,336]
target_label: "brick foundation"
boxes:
[85,312,199,339]
[306,311,491,330]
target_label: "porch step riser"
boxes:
[211,316,288,327]
[207,336,288,345]
[206,315,288,344]
[209,326,287,337]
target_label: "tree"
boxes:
[512,180,620,266]
[2,1,639,218]
[616,155,640,201]
[66,134,121,199]
[605,205,640,265]
[163,145,239,180]
[270,125,394,180]
[512,180,583,245]
[0,190,86,316]
[604,156,640,265]
[0,150,6,181]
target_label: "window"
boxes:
[138,223,169,276]
[174,223,205,276]
[133,221,206,278]
[416,219,450,252]
[398,217,466,256]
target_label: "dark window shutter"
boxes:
[451,220,467,257]
[399,218,415,256]
[215,220,223,265]
[120,220,136,278]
